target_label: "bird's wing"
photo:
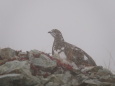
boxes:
[64,42,84,63]
[82,51,97,66]
[64,42,97,66]
[74,45,97,66]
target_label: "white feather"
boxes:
[84,55,88,60]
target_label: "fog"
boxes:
[0,0,115,72]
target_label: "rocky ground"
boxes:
[0,47,115,86]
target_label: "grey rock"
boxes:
[81,66,103,73]
[97,68,113,76]
[0,60,41,86]
[0,60,28,74]
[0,48,115,86]
[0,74,24,86]
[0,48,16,59]
[18,51,27,58]
[0,74,22,80]
[28,50,57,69]
[112,75,115,78]
[45,71,72,86]
[82,79,101,85]
[42,74,64,85]
[81,66,95,73]
[61,71,72,84]
[101,82,114,86]
[100,75,111,80]
[46,82,60,86]
[71,78,79,85]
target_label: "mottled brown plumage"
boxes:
[48,29,96,67]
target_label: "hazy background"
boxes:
[0,0,115,72]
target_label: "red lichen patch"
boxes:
[18,57,29,61]
[18,54,26,58]
[43,72,50,78]
[33,53,41,58]
[30,63,41,76]
[0,59,7,65]
[7,58,17,61]
[30,63,51,78]
[41,52,54,60]
[30,52,73,77]
[41,52,73,71]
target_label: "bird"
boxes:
[48,29,97,68]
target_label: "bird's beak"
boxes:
[48,31,52,33]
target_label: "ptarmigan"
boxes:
[48,29,96,68]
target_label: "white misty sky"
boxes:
[0,0,115,72]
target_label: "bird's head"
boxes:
[48,29,62,38]
[48,29,64,41]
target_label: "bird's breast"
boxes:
[53,47,67,59]
[58,51,67,59]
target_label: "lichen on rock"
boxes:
[0,48,114,86]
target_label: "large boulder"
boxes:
[28,50,57,69]
[0,74,24,86]
[0,60,28,74]
[28,50,57,76]
[0,60,41,86]
[0,48,17,59]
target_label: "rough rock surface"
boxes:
[0,48,17,59]
[0,48,115,86]
[28,50,57,69]
[0,74,24,86]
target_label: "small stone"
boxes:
[97,68,112,76]
[83,79,101,85]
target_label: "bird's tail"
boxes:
[83,51,97,66]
